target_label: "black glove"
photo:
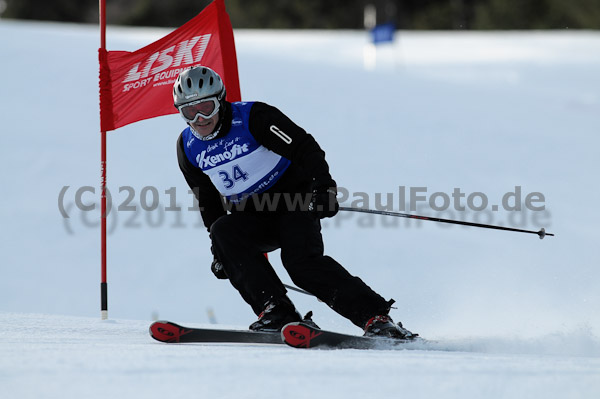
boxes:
[309,185,339,219]
[210,243,228,279]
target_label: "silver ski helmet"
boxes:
[173,66,226,109]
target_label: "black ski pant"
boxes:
[210,211,392,328]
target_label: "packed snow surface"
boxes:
[1,19,599,398]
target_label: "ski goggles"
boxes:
[177,97,220,123]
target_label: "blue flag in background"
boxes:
[370,23,395,44]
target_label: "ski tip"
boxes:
[149,320,184,343]
[281,322,322,349]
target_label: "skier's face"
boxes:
[190,112,220,137]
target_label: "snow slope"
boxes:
[2,312,599,399]
[1,19,599,398]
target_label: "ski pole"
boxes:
[338,207,554,239]
[284,284,314,296]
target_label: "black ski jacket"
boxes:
[176,101,336,231]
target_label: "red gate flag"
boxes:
[99,0,240,132]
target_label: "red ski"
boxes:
[281,322,422,350]
[150,320,282,345]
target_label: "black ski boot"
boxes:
[300,311,320,329]
[249,297,301,332]
[363,315,419,340]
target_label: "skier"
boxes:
[174,66,417,340]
